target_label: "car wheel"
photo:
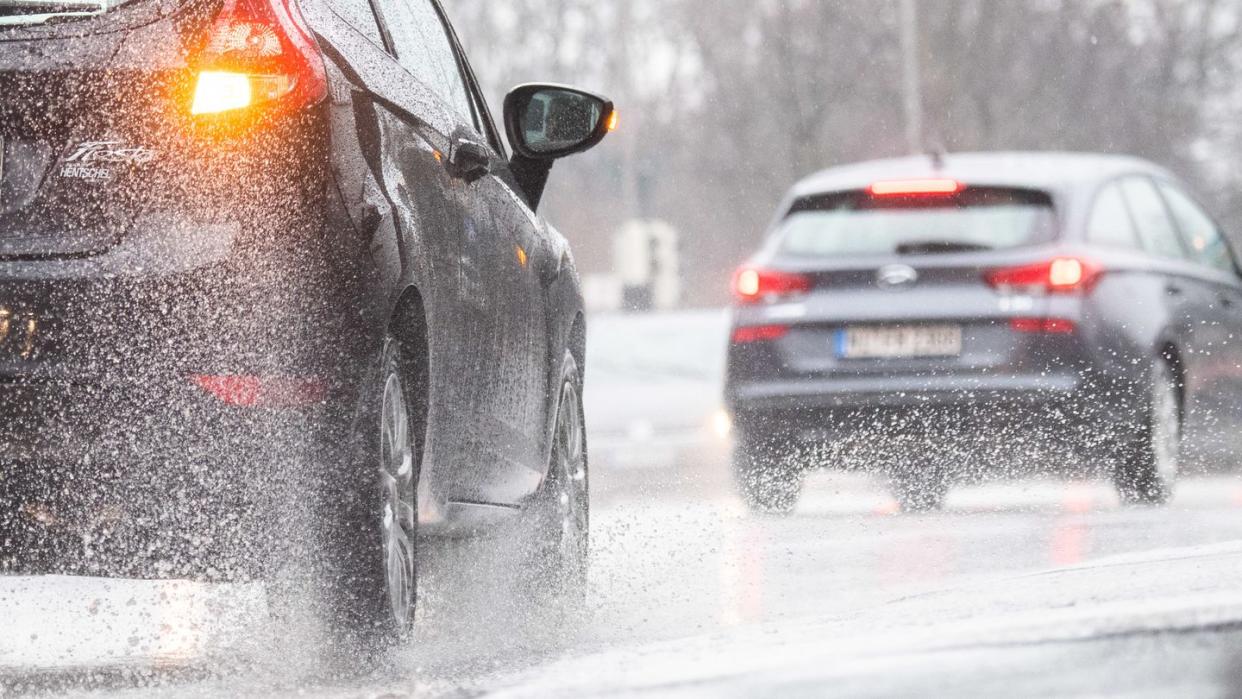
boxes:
[524,351,590,601]
[1115,360,1180,506]
[317,337,422,650]
[0,489,72,576]
[891,466,950,513]
[0,500,25,574]
[733,432,803,515]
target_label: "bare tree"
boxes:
[446,0,1242,306]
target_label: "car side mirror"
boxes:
[503,83,615,211]
[504,84,615,160]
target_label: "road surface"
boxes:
[4,310,1242,697]
[6,467,1242,696]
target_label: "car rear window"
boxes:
[777,187,1057,258]
[0,0,142,27]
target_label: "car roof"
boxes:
[791,151,1174,199]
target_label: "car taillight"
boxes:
[732,267,812,304]
[985,257,1101,294]
[1010,318,1076,334]
[192,375,328,407]
[190,0,327,118]
[731,324,790,344]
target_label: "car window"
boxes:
[0,0,138,27]
[456,52,506,156]
[1159,182,1237,275]
[1120,177,1187,260]
[1086,182,1140,249]
[331,0,385,47]
[373,0,476,125]
[777,188,1056,258]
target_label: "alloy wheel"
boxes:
[1150,365,1181,493]
[553,378,589,568]
[379,370,417,631]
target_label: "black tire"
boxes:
[0,485,75,576]
[522,351,590,604]
[733,432,803,515]
[891,466,949,513]
[313,336,425,652]
[1114,360,1180,506]
[0,499,26,574]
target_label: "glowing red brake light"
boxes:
[1010,318,1077,334]
[868,179,963,197]
[985,257,1101,294]
[190,0,327,117]
[193,375,328,407]
[731,324,791,343]
[732,267,812,304]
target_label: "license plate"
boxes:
[835,325,963,359]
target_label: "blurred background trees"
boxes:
[446,0,1242,306]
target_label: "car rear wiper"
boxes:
[0,0,106,26]
[896,240,994,256]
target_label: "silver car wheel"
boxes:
[1150,364,1181,493]
[379,371,416,631]
[554,378,589,565]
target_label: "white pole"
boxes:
[899,0,924,155]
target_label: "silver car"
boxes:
[726,152,1242,513]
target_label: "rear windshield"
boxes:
[0,0,137,26]
[777,187,1057,258]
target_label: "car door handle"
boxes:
[1166,283,1185,297]
[361,200,386,232]
[446,139,491,182]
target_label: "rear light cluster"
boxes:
[1009,318,1076,334]
[988,256,1097,336]
[985,257,1101,294]
[193,374,328,407]
[190,0,327,117]
[731,324,789,344]
[732,255,1097,341]
[732,268,812,304]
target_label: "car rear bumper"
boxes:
[1,238,349,376]
[0,373,352,577]
[727,373,1083,412]
[0,212,375,492]
[727,373,1144,469]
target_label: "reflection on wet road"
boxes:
[588,470,1242,640]
[5,466,1242,696]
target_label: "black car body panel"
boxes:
[0,0,598,546]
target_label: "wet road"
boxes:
[5,466,1242,697]
[6,309,1242,696]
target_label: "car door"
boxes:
[475,170,554,500]
[380,0,548,506]
[298,0,478,516]
[1118,176,1221,451]
[311,0,515,512]
[432,3,553,504]
[1156,180,1242,454]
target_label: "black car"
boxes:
[726,152,1242,513]
[0,0,611,647]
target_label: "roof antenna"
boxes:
[927,141,947,171]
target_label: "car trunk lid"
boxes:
[734,185,1071,379]
[0,0,211,258]
[774,250,1063,376]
